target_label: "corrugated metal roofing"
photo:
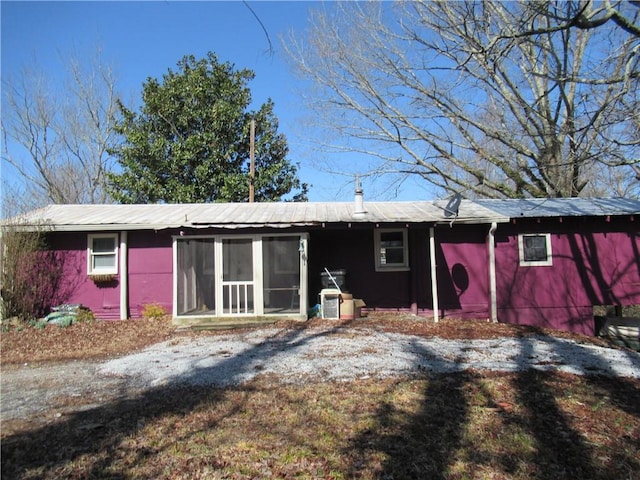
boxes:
[8,197,636,232]
[475,198,640,218]
[4,200,508,231]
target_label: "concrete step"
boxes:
[173,316,278,332]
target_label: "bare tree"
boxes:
[286,1,640,198]
[521,0,640,37]
[2,51,120,212]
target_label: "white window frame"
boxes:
[87,233,119,275]
[374,228,410,272]
[518,233,552,267]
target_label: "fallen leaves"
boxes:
[1,317,174,365]
[1,316,639,479]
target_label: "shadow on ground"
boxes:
[2,325,639,479]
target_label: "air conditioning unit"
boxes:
[320,288,341,319]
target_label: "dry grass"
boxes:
[2,315,639,479]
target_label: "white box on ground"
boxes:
[320,289,341,319]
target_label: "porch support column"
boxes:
[429,226,439,323]
[409,228,419,315]
[488,222,498,323]
[119,231,128,320]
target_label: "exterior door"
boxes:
[221,238,254,315]
[262,236,301,313]
[175,238,215,316]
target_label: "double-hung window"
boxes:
[88,233,118,274]
[518,233,552,266]
[374,228,409,271]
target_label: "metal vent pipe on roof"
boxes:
[354,176,366,215]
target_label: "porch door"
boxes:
[262,236,301,314]
[221,238,254,315]
[176,239,215,316]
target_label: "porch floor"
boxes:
[173,316,280,331]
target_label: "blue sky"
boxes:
[1,1,429,203]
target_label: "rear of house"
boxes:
[478,198,640,335]
[4,197,639,336]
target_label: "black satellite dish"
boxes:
[444,193,462,218]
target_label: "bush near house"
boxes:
[1,229,65,322]
[140,303,169,321]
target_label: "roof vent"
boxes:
[354,176,366,216]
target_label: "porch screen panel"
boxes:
[176,239,215,316]
[222,238,254,314]
[263,236,300,313]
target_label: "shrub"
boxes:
[75,307,95,323]
[141,303,168,321]
[1,226,66,321]
[33,320,48,330]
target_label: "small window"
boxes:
[518,233,552,266]
[375,228,409,271]
[88,234,118,274]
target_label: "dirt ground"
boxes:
[1,314,613,366]
[0,314,619,433]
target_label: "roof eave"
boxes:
[2,216,511,232]
[3,223,185,232]
[434,216,510,225]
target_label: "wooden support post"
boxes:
[430,227,439,323]
[249,119,255,203]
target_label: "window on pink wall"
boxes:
[518,233,552,267]
[87,233,118,274]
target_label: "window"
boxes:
[374,228,409,271]
[88,234,118,274]
[518,233,552,266]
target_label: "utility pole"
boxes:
[249,119,255,203]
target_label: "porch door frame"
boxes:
[181,239,198,314]
[173,233,308,319]
[216,234,262,316]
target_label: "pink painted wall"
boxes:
[49,231,174,320]
[436,226,491,319]
[46,217,637,335]
[494,218,640,335]
[308,224,492,319]
[50,233,121,319]
[127,231,173,318]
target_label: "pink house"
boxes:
[7,197,639,336]
[477,198,640,335]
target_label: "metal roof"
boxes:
[474,198,640,219]
[4,200,508,232]
[10,197,636,232]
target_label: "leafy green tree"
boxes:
[108,52,307,203]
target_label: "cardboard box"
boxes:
[354,299,366,319]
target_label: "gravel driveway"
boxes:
[3,324,639,423]
[100,325,640,386]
